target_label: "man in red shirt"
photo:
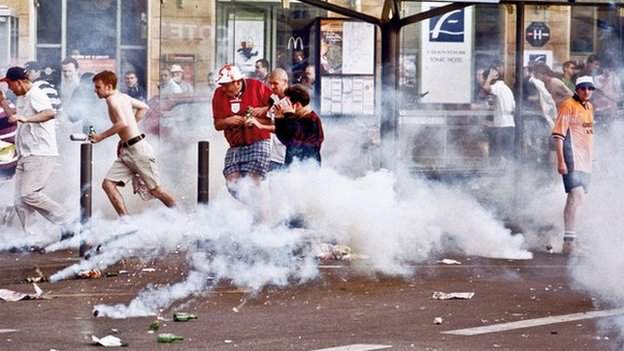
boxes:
[212,64,272,198]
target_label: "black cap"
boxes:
[0,66,29,82]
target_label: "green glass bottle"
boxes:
[157,333,184,343]
[173,312,198,322]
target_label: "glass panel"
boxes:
[36,47,63,86]
[36,0,62,44]
[67,0,117,57]
[570,6,595,53]
[121,0,148,46]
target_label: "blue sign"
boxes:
[429,9,465,43]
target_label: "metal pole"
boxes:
[514,4,525,160]
[380,21,400,170]
[198,141,210,204]
[79,142,92,257]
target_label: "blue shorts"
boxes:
[562,171,591,193]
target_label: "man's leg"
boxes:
[148,186,176,208]
[102,179,129,216]
[15,156,70,233]
[225,172,242,199]
[562,186,584,254]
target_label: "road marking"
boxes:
[312,344,392,351]
[0,329,19,334]
[443,307,624,336]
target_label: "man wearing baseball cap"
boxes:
[170,64,194,95]
[212,64,272,209]
[0,66,75,242]
[551,75,595,255]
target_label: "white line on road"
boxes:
[312,344,392,351]
[0,329,19,334]
[443,307,624,336]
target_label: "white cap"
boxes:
[170,64,183,73]
[575,75,595,90]
[216,64,244,85]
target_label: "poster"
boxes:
[342,22,375,75]
[228,18,264,74]
[320,20,343,74]
[420,3,473,104]
[74,55,115,74]
[524,50,553,68]
[320,76,375,115]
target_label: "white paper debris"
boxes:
[0,284,46,302]
[91,335,124,347]
[432,291,475,300]
[437,259,462,265]
[433,317,443,324]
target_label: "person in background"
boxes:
[551,76,596,256]
[533,63,573,107]
[481,65,516,164]
[24,61,62,114]
[123,70,146,102]
[299,64,316,91]
[0,66,76,242]
[561,61,577,92]
[170,64,194,95]
[254,59,270,84]
[60,57,80,107]
[159,68,182,98]
[249,84,324,166]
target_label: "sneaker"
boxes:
[60,220,81,241]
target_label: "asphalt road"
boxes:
[0,250,621,350]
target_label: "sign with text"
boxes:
[526,22,550,47]
[420,3,473,104]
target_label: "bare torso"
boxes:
[106,92,142,142]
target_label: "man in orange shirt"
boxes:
[551,76,595,255]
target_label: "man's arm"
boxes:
[129,96,149,122]
[16,109,55,123]
[0,91,15,118]
[553,138,567,175]
[89,99,127,143]
[214,115,245,131]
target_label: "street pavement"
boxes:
[0,250,621,350]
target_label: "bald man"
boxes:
[250,68,289,171]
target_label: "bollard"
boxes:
[79,142,92,257]
[197,141,210,204]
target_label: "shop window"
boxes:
[122,0,148,46]
[36,0,62,44]
[570,6,595,53]
[67,0,117,57]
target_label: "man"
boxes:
[254,59,270,84]
[24,61,62,113]
[584,54,601,78]
[561,61,577,92]
[60,57,80,106]
[481,66,515,164]
[299,64,315,91]
[123,70,146,101]
[212,64,272,195]
[89,71,176,216]
[159,68,182,97]
[170,64,194,95]
[533,63,573,106]
[551,76,595,255]
[250,84,324,165]
[0,66,75,240]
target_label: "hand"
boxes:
[8,114,25,123]
[231,115,246,127]
[557,162,568,175]
[246,117,263,128]
[250,107,267,118]
[89,132,102,144]
[275,99,295,117]
[0,90,5,103]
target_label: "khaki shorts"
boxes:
[105,139,160,190]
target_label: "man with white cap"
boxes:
[551,75,595,255]
[212,64,272,202]
[0,66,76,243]
[170,64,194,95]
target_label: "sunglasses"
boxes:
[577,86,595,91]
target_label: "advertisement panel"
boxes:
[420,3,473,104]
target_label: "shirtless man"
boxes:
[89,70,175,216]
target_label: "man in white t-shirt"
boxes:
[481,66,516,164]
[0,66,74,242]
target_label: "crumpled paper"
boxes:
[0,284,47,302]
[91,335,127,347]
[432,291,475,300]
